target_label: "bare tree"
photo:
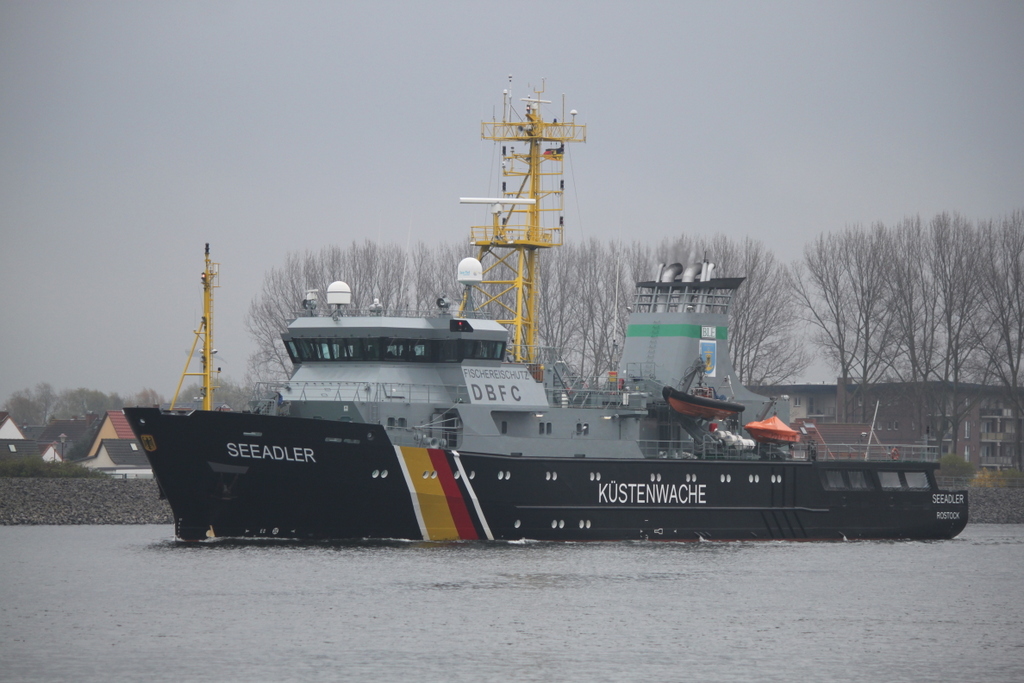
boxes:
[976,210,1024,468]
[883,216,941,446]
[245,250,316,383]
[412,241,469,312]
[125,388,165,408]
[703,236,809,385]
[2,382,58,426]
[793,225,896,421]
[244,242,410,383]
[571,239,623,379]
[929,213,985,455]
[792,233,854,419]
[536,241,578,363]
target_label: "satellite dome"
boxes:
[457,257,483,286]
[326,281,352,306]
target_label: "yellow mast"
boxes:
[463,81,585,364]
[171,243,220,410]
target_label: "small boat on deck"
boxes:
[744,415,800,444]
[663,385,745,420]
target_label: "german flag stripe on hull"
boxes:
[394,446,489,540]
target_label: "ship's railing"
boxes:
[546,387,644,410]
[814,443,939,463]
[288,306,491,320]
[251,380,471,409]
[635,440,940,462]
[250,379,646,414]
[637,439,760,460]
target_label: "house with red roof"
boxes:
[85,411,138,458]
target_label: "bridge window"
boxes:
[285,337,505,363]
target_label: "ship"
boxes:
[124,84,967,542]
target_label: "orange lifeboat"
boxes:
[744,415,800,444]
[663,385,745,421]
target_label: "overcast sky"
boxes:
[2,0,1022,406]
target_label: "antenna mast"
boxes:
[171,243,220,410]
[464,81,586,365]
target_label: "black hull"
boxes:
[124,408,968,542]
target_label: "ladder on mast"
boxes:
[461,81,586,365]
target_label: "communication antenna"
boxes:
[171,243,220,411]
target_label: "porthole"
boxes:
[514,520,521,529]
[367,432,374,440]
[430,471,437,479]
[650,473,656,482]
[498,471,505,480]
[558,520,565,529]
[586,520,592,529]
[454,470,461,480]
[720,474,725,483]
[381,470,388,478]
[596,472,602,481]
[546,472,551,481]
[755,474,760,483]
[551,520,558,529]
[422,471,429,479]
[726,474,731,483]
[656,473,662,482]
[579,520,585,529]
[686,473,692,483]
[589,472,595,481]
[469,471,475,479]
[372,470,380,478]
[552,472,558,481]
[748,474,754,483]
[505,470,512,480]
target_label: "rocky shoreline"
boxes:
[1,478,1022,526]
[0,479,172,525]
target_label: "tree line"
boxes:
[794,210,1024,459]
[242,235,807,386]
[2,379,253,427]
[242,210,1022,445]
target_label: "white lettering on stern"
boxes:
[932,493,965,505]
[226,442,316,463]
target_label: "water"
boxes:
[2,525,1022,683]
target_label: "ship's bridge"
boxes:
[282,315,509,365]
